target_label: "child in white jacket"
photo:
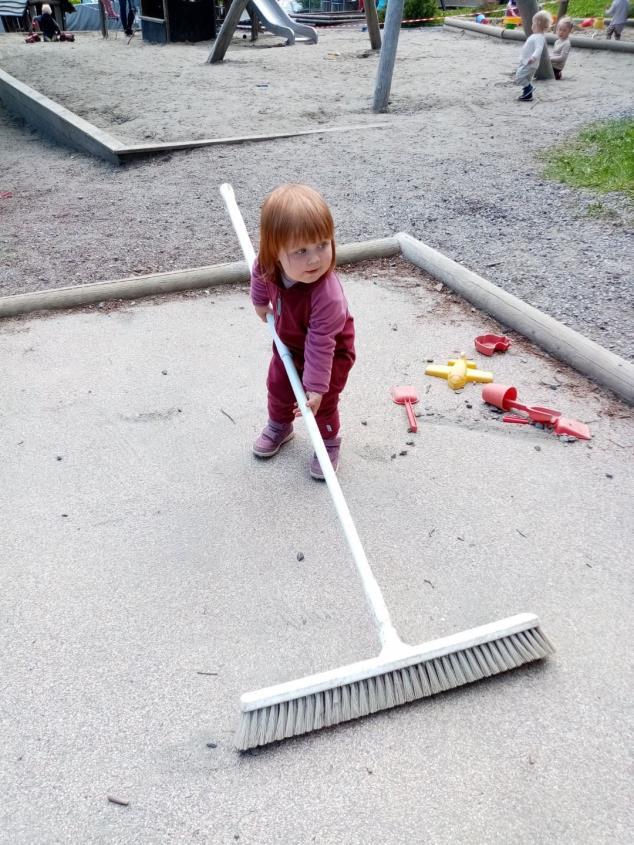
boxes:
[515,10,553,101]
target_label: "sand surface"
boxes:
[0,26,632,358]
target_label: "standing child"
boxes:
[605,0,630,40]
[515,10,553,102]
[550,16,573,79]
[250,184,355,480]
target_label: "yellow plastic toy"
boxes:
[594,17,604,29]
[425,354,494,391]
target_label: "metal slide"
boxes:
[248,0,318,44]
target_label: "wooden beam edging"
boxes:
[396,232,634,405]
[0,238,400,319]
[444,18,634,52]
[116,124,388,158]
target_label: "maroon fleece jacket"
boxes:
[250,259,355,395]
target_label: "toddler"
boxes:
[550,16,573,79]
[250,184,355,480]
[505,0,520,17]
[515,10,553,101]
[605,0,630,40]
[33,4,61,40]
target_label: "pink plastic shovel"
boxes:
[391,385,419,433]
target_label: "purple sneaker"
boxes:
[309,437,341,480]
[252,420,294,458]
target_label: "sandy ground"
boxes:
[0,26,632,359]
[2,260,633,844]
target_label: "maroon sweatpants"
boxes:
[267,346,355,440]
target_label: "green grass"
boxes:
[541,119,634,197]
[542,0,629,19]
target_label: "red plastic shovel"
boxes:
[482,384,591,440]
[391,385,419,433]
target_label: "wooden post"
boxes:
[555,0,568,23]
[517,0,555,80]
[98,0,108,37]
[372,0,404,112]
[365,1,381,51]
[247,0,259,41]
[208,0,249,62]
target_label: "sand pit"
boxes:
[0,26,632,359]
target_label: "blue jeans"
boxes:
[119,0,137,32]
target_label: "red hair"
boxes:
[258,184,336,281]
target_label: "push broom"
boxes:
[220,183,555,751]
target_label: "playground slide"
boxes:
[249,0,318,44]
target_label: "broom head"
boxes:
[235,612,554,751]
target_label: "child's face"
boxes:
[278,239,333,284]
[556,21,572,38]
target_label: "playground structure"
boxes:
[208,0,317,62]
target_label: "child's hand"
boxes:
[294,392,323,417]
[254,303,273,322]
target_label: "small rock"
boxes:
[399,450,407,456]
[406,440,415,446]
[534,445,541,452]
[55,455,63,461]
[206,742,217,748]
[465,403,472,409]
[361,420,368,426]
[297,552,305,561]
[605,473,613,479]
[434,283,443,292]
[61,514,68,518]
[426,358,434,363]
[161,370,168,375]
[390,453,396,460]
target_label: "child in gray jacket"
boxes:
[605,0,630,40]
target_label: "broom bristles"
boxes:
[235,617,554,751]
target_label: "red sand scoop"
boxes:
[391,385,420,433]
[474,334,511,357]
[482,384,591,440]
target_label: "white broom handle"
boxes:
[219,183,400,649]
[219,183,257,270]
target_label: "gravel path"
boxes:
[0,26,632,359]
